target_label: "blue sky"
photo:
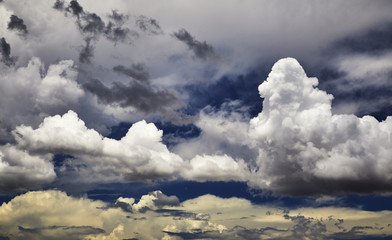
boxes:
[0,0,392,239]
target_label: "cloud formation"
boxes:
[174,28,215,60]
[248,58,392,195]
[0,37,16,66]
[83,77,181,114]
[0,145,55,191]
[7,14,28,35]
[2,57,392,196]
[0,58,84,143]
[0,190,390,239]
[14,110,184,183]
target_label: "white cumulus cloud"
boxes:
[248,58,392,195]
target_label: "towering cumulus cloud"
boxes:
[248,58,392,195]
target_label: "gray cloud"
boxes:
[113,64,149,81]
[331,226,378,239]
[153,191,180,208]
[7,15,28,35]
[83,77,181,113]
[104,22,135,43]
[109,10,126,23]
[136,15,162,34]
[52,0,64,10]
[53,0,138,63]
[0,37,16,66]
[155,209,206,220]
[79,38,94,63]
[174,28,215,60]
[163,214,378,240]
[66,0,84,17]
[80,13,105,36]
[18,225,105,238]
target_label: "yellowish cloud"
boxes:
[0,190,391,239]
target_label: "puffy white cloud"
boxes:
[115,190,179,213]
[11,109,256,186]
[248,58,392,195]
[14,110,184,183]
[182,154,250,182]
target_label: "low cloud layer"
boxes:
[0,190,390,239]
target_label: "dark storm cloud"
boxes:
[80,13,105,36]
[52,0,64,10]
[18,225,105,237]
[256,164,392,196]
[7,15,28,35]
[66,0,84,17]
[136,15,162,34]
[164,214,373,240]
[163,226,289,240]
[174,29,215,60]
[283,215,327,240]
[83,78,180,113]
[109,10,126,23]
[79,38,94,63]
[113,64,150,81]
[331,226,379,239]
[53,0,138,62]
[155,209,208,220]
[104,22,135,43]
[0,38,16,66]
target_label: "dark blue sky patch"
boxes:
[154,121,201,148]
[331,85,392,121]
[52,153,75,168]
[184,71,265,117]
[337,194,392,211]
[77,181,392,212]
[332,21,392,55]
[106,122,133,140]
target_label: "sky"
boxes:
[0,0,392,239]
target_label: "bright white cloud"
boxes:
[182,154,250,182]
[14,110,184,183]
[115,190,179,212]
[248,58,392,195]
